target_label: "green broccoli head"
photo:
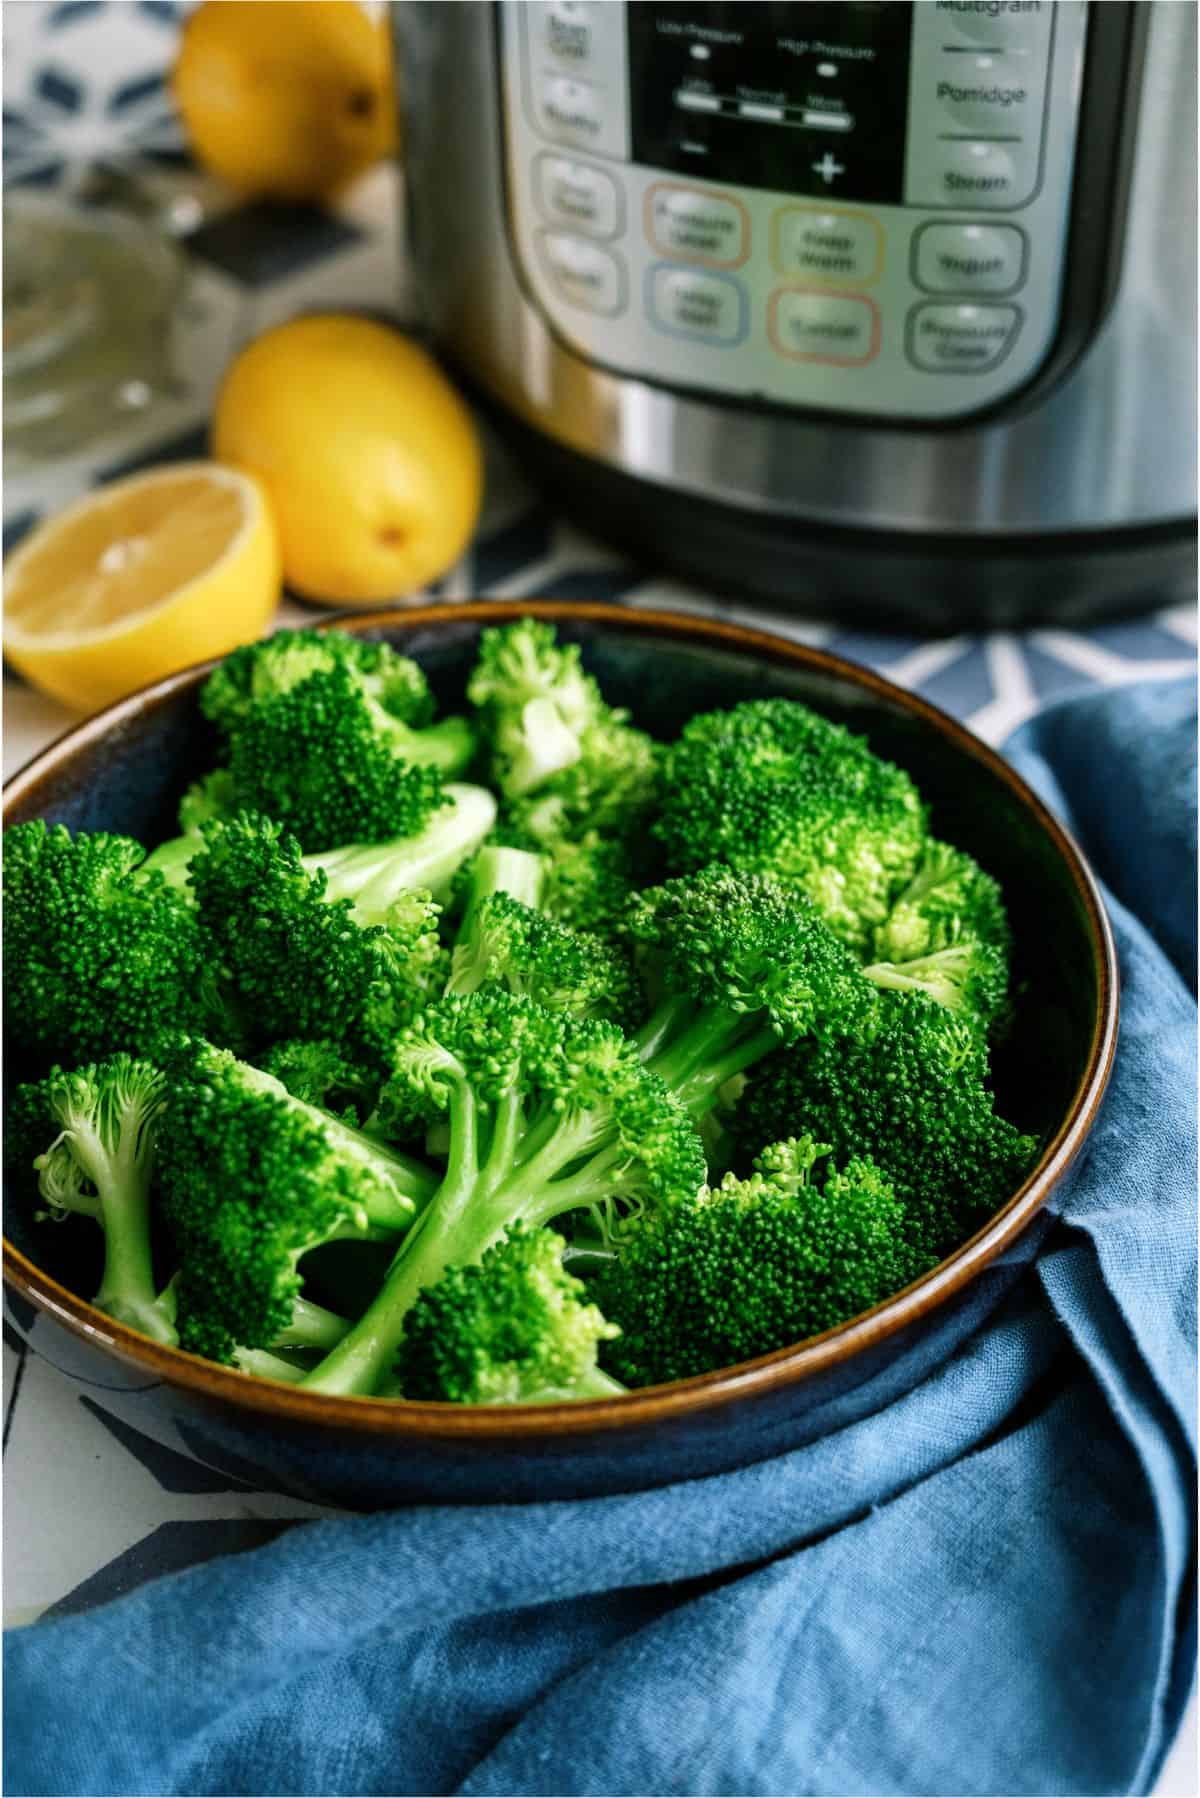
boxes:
[480,817,639,938]
[3,821,221,1067]
[655,698,927,953]
[395,1223,622,1403]
[201,628,435,736]
[467,618,607,796]
[467,618,662,842]
[596,1135,924,1387]
[186,812,446,1059]
[623,867,879,1122]
[448,890,642,1031]
[864,840,1013,1033]
[256,1038,380,1122]
[733,991,1040,1261]
[155,1037,427,1363]
[862,939,1009,1034]
[199,629,476,850]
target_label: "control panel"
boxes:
[497,1,1090,421]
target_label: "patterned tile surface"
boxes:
[2,6,1196,1789]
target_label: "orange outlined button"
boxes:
[645,182,750,269]
[770,206,884,287]
[768,289,881,366]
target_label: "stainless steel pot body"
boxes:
[395,2,1197,619]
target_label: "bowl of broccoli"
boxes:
[2,601,1117,1505]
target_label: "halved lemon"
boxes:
[3,463,281,713]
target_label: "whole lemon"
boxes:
[212,315,483,604]
[172,0,396,203]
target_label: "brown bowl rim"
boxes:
[2,599,1119,1440]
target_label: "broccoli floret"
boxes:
[298,990,705,1395]
[198,629,477,850]
[448,846,641,1030]
[626,866,878,1121]
[3,821,222,1067]
[596,1136,924,1386]
[256,1038,380,1122]
[655,699,927,953]
[733,992,1039,1261]
[461,822,638,938]
[185,812,447,1059]
[155,1038,435,1364]
[15,1055,177,1344]
[864,840,1013,1031]
[468,619,662,847]
[202,629,433,735]
[862,939,1009,1032]
[395,1224,623,1403]
[143,783,498,918]
[467,618,609,797]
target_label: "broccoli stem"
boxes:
[523,1365,626,1403]
[312,783,498,914]
[634,1000,780,1122]
[40,1086,176,1346]
[272,1296,351,1352]
[232,1347,308,1383]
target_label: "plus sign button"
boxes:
[811,152,845,186]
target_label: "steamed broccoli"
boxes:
[142,783,497,912]
[198,629,477,850]
[298,990,705,1395]
[256,1038,379,1122]
[4,821,222,1067]
[468,619,662,873]
[155,1038,435,1364]
[626,866,878,1121]
[655,699,927,953]
[448,846,641,1031]
[863,839,1013,1031]
[395,1224,623,1403]
[186,813,446,1057]
[596,1136,925,1387]
[733,992,1039,1261]
[15,1055,178,1344]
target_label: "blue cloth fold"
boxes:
[5,680,1196,1798]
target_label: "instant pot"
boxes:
[394,2,1197,626]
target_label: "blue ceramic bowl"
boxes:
[2,602,1118,1505]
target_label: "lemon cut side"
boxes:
[3,463,281,712]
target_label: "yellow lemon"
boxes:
[172,0,396,203]
[3,464,281,713]
[213,314,483,605]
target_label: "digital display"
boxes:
[627,2,914,203]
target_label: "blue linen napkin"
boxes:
[5,679,1196,1798]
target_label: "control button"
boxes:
[646,184,749,268]
[937,56,1036,134]
[540,1,593,63]
[912,222,1026,295]
[771,206,883,287]
[538,75,605,146]
[934,0,1051,51]
[906,301,1022,372]
[768,290,880,365]
[932,139,1021,207]
[648,265,748,345]
[535,155,621,237]
[537,232,626,315]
